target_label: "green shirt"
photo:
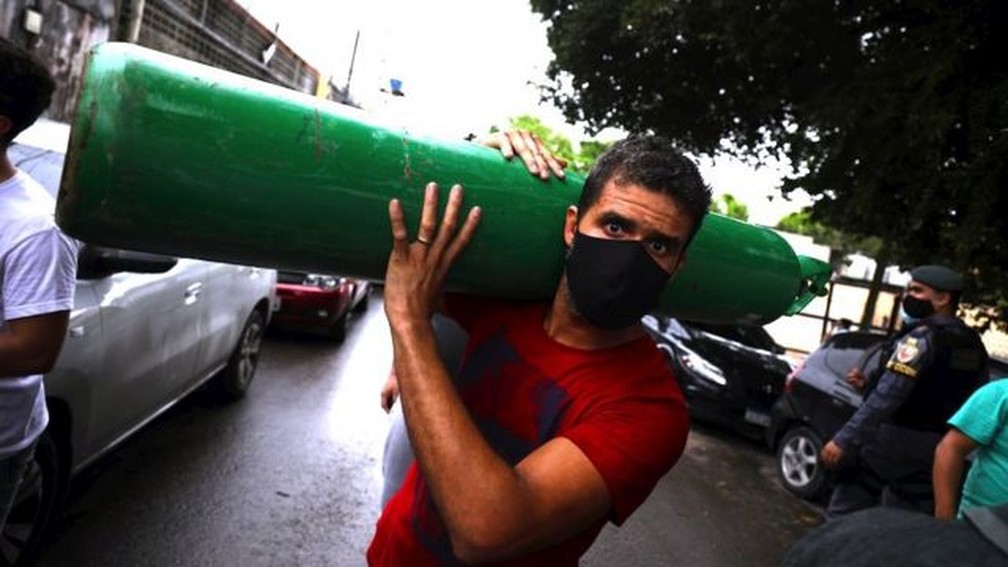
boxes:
[948,378,1008,516]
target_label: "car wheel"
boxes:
[776,425,827,500]
[214,309,265,401]
[352,285,370,314]
[1,431,65,567]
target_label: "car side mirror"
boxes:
[77,245,178,279]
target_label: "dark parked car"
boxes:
[768,329,1008,500]
[766,331,888,499]
[271,271,371,342]
[642,314,796,439]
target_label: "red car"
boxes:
[272,271,371,341]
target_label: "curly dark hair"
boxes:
[578,135,712,244]
[0,37,55,146]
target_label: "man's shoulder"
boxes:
[918,314,981,337]
[970,379,1008,405]
[1,171,58,224]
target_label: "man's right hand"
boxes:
[481,131,567,180]
[846,368,867,391]
[380,369,399,413]
[820,440,845,468]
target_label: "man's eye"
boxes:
[605,222,625,235]
[647,240,669,255]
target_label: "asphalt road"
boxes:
[36,297,823,566]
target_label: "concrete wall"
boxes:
[1,0,115,122]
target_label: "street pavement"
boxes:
[36,296,823,566]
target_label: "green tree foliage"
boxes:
[499,115,611,175]
[529,0,1008,318]
[711,194,749,221]
[776,209,883,259]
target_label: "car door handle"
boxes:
[69,325,85,338]
[185,282,203,305]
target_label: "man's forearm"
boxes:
[933,442,966,519]
[933,431,976,520]
[391,318,533,560]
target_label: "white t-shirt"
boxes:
[0,170,78,457]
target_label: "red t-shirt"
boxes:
[367,297,689,566]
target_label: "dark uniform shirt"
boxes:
[833,314,988,451]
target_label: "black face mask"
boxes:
[565,231,673,330]
[902,294,935,320]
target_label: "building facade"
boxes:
[2,0,348,123]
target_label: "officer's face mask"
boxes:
[900,294,935,324]
[564,231,674,330]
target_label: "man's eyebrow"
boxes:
[599,211,636,230]
[599,211,683,249]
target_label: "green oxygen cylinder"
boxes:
[56,42,829,325]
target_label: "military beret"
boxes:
[910,264,964,292]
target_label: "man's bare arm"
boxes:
[933,428,979,519]
[383,183,610,563]
[0,311,71,378]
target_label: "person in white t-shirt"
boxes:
[0,38,78,530]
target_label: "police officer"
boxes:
[820,264,989,517]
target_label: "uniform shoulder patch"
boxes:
[886,335,928,378]
[895,337,920,364]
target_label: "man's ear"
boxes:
[563,205,578,248]
[933,290,952,312]
[0,116,12,141]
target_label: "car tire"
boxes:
[776,425,827,500]
[1,430,66,567]
[213,308,265,401]
[352,285,370,314]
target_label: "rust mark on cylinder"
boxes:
[401,137,413,181]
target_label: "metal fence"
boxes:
[121,0,320,94]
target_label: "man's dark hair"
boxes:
[0,38,55,147]
[578,134,712,244]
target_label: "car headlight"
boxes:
[676,347,727,387]
[303,274,339,290]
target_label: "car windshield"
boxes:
[642,314,691,340]
[277,271,307,284]
[813,331,889,382]
[687,321,781,352]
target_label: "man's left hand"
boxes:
[482,130,567,180]
[820,440,844,468]
[383,182,481,328]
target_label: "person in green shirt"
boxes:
[934,378,1008,519]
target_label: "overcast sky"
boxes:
[238,0,810,225]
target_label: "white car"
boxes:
[2,121,278,566]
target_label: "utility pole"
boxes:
[344,30,360,94]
